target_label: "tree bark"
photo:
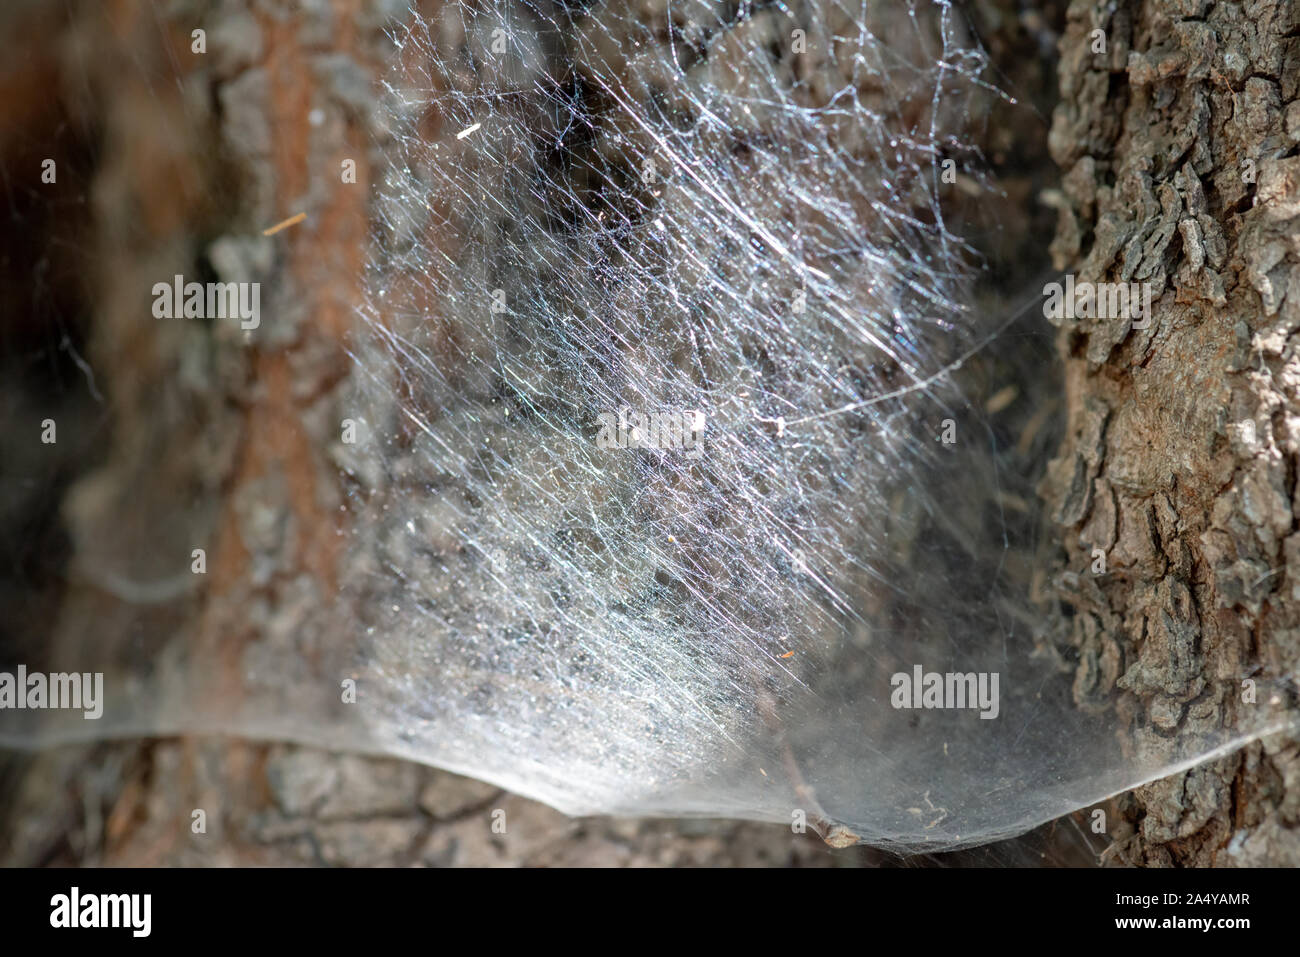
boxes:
[1044,0,1300,865]
[5,0,1298,867]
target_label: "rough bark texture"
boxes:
[1044,0,1300,865]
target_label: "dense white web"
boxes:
[342,0,1012,837]
[331,0,1267,848]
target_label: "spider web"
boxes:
[3,0,1294,853]
[327,0,1289,849]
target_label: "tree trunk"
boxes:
[1043,0,1300,865]
[3,0,1297,867]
